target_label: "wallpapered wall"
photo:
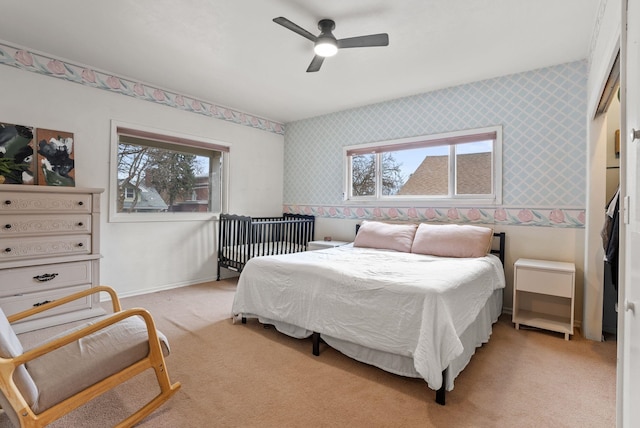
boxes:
[283,61,587,228]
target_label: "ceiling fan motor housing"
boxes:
[318,19,336,33]
[315,19,338,57]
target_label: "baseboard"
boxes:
[102,276,218,301]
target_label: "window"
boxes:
[124,187,135,200]
[109,121,229,222]
[344,126,502,205]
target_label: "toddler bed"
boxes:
[231,221,506,405]
[217,213,315,280]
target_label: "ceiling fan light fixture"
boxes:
[273,16,389,72]
[314,38,338,57]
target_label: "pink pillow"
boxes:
[354,221,417,253]
[411,223,493,258]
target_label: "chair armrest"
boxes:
[11,308,160,366]
[7,285,122,324]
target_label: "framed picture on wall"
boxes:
[0,122,36,185]
[35,128,75,186]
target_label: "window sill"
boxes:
[108,212,218,223]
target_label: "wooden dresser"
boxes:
[0,185,105,333]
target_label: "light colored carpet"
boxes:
[1,279,616,427]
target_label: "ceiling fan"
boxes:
[273,17,389,72]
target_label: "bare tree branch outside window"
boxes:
[117,143,201,212]
[351,153,405,196]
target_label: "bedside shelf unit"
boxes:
[307,240,349,251]
[0,185,106,333]
[512,258,576,340]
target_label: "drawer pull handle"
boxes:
[4,224,11,229]
[33,273,59,282]
[4,248,11,253]
[78,201,84,206]
[77,222,84,227]
[3,200,11,205]
[33,300,54,307]
[78,243,84,247]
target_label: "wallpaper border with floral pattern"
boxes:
[0,41,285,135]
[284,204,585,228]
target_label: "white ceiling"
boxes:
[0,0,600,124]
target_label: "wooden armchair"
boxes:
[0,286,181,428]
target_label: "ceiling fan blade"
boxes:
[306,55,325,73]
[273,17,317,42]
[337,33,389,49]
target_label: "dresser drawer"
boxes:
[0,261,92,296]
[0,284,92,320]
[0,235,91,261]
[0,192,91,214]
[515,267,574,298]
[0,214,91,237]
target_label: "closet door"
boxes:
[620,1,640,425]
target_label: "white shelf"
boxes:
[512,258,576,340]
[513,310,573,335]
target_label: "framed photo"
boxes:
[0,122,36,184]
[36,128,75,186]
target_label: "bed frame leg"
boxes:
[241,317,246,324]
[435,368,447,405]
[312,332,320,356]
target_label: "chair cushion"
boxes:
[26,314,170,413]
[0,307,39,408]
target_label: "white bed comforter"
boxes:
[231,244,505,390]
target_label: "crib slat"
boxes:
[217,213,315,280]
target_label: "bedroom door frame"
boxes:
[618,0,640,425]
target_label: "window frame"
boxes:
[109,120,230,223]
[343,126,502,206]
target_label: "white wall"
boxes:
[0,65,284,297]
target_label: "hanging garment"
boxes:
[601,187,619,255]
[602,187,620,292]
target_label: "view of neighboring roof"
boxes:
[397,152,491,196]
[120,181,168,211]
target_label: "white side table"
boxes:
[307,240,349,251]
[512,258,576,340]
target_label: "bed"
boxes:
[231,221,506,405]
[217,213,315,280]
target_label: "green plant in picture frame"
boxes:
[0,122,36,184]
